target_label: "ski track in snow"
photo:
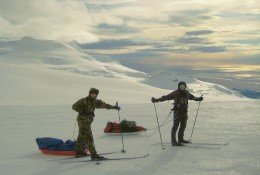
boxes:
[0,101,259,175]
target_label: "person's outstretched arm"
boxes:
[151,91,176,103]
[96,99,120,110]
[188,92,204,101]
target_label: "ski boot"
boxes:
[172,136,184,146]
[179,137,192,144]
[75,153,88,158]
[172,141,185,146]
[75,148,90,158]
[180,139,192,144]
[75,150,89,158]
[91,154,108,161]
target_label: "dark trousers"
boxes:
[171,111,188,143]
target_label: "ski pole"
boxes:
[153,102,165,150]
[72,119,77,140]
[189,95,203,141]
[116,102,126,153]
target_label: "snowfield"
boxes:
[0,101,259,175]
[0,37,259,175]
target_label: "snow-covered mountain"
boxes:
[0,37,164,105]
[0,37,247,105]
[0,36,147,80]
[142,71,245,100]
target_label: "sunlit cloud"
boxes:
[233,74,256,78]
[0,0,259,71]
[217,65,260,72]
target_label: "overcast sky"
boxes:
[1,0,259,88]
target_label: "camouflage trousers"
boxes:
[75,115,97,155]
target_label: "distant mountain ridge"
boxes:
[0,36,147,80]
[0,37,248,105]
[232,88,260,99]
[142,71,245,99]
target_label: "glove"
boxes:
[151,97,159,103]
[194,96,204,101]
[114,105,121,111]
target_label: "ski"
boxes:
[184,145,222,149]
[48,150,122,161]
[155,142,228,147]
[171,144,222,149]
[188,142,229,146]
[59,153,149,163]
[155,142,228,145]
[153,142,223,149]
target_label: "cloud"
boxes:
[0,0,259,63]
[174,36,210,44]
[0,0,99,43]
[86,0,135,9]
[186,30,214,36]
[96,23,140,34]
[226,38,260,45]
[80,39,147,50]
[220,54,260,65]
[219,12,260,21]
[193,46,227,53]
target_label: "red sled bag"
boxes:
[104,120,146,135]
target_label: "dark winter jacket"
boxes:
[157,90,195,105]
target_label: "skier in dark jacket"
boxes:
[151,81,203,146]
[72,88,120,160]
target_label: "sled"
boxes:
[39,149,76,156]
[104,120,146,135]
[36,137,84,156]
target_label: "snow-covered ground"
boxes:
[0,101,259,175]
[0,37,259,174]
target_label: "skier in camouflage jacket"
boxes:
[72,88,120,160]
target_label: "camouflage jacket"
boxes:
[158,90,195,105]
[72,96,114,116]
